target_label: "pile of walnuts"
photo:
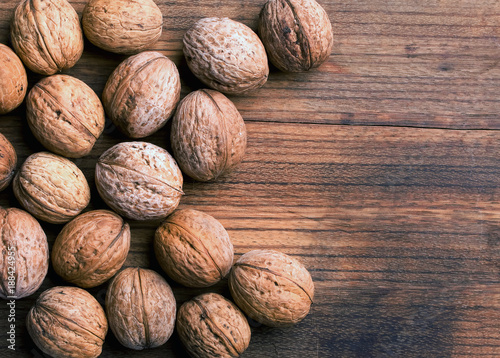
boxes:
[0,0,333,356]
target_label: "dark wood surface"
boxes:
[1,0,500,357]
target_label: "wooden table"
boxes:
[1,1,500,357]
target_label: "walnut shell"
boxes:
[106,267,176,350]
[51,210,130,288]
[259,0,333,72]
[176,293,251,358]
[183,17,269,95]
[155,209,234,287]
[102,51,181,138]
[27,286,108,358]
[13,152,91,224]
[27,74,105,158]
[82,0,163,54]
[95,141,183,221]
[10,0,84,75]
[0,133,17,192]
[229,249,314,327]
[0,207,48,299]
[170,89,247,182]
[0,43,27,114]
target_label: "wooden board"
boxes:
[1,0,500,357]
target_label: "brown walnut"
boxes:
[82,0,163,55]
[13,152,91,224]
[0,133,17,192]
[102,51,181,138]
[183,17,269,95]
[95,141,183,221]
[27,74,105,158]
[229,249,314,327]
[51,210,131,288]
[0,43,27,114]
[155,209,234,287]
[176,293,251,358]
[259,0,333,72]
[170,89,247,182]
[106,267,176,350]
[27,286,108,358]
[0,207,48,299]
[10,0,84,75]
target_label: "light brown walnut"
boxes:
[0,207,48,299]
[13,152,91,224]
[0,133,17,192]
[170,89,247,182]
[82,0,163,55]
[27,74,105,158]
[10,0,84,75]
[176,293,251,358]
[102,51,181,138]
[95,141,183,221]
[105,267,176,350]
[183,17,269,95]
[155,209,234,287]
[51,210,130,288]
[259,0,333,72]
[0,44,27,114]
[229,249,314,327]
[27,286,108,358]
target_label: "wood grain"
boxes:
[1,0,500,357]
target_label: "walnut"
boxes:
[10,0,84,75]
[0,133,17,192]
[102,51,181,138]
[183,17,269,95]
[170,89,247,182]
[26,74,105,158]
[82,0,163,55]
[51,210,130,288]
[0,207,48,299]
[105,267,176,350]
[259,0,333,72]
[13,152,91,224]
[229,249,314,327]
[27,286,108,358]
[176,293,251,358]
[0,44,27,114]
[155,209,234,287]
[95,141,183,221]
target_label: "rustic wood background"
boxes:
[1,0,500,357]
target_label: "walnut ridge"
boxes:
[10,0,84,75]
[51,210,131,288]
[155,208,234,287]
[105,267,176,350]
[0,133,16,192]
[0,43,27,114]
[102,51,181,138]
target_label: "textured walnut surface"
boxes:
[13,152,91,224]
[95,141,183,221]
[229,249,314,327]
[0,132,17,192]
[171,89,247,182]
[27,74,105,158]
[155,208,234,287]
[177,292,251,358]
[0,207,48,299]
[51,210,130,288]
[105,267,176,350]
[10,0,83,75]
[82,0,163,54]
[27,286,108,358]
[103,51,181,138]
[259,0,333,72]
[183,17,269,95]
[0,43,27,114]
